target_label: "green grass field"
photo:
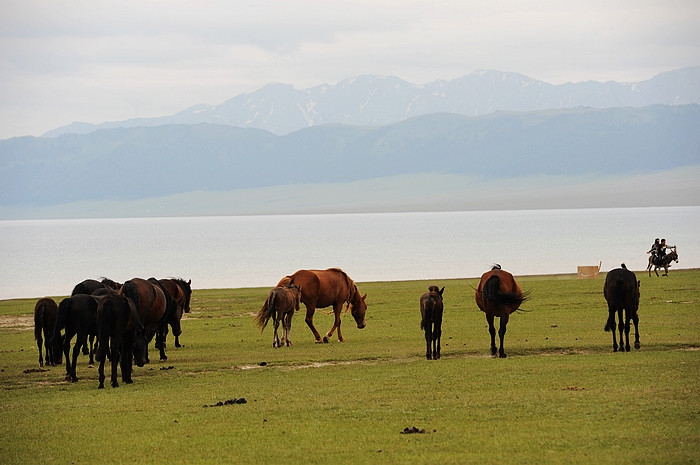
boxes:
[1,270,698,464]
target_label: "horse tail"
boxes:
[121,280,140,311]
[254,291,276,331]
[421,298,434,331]
[604,277,625,331]
[34,300,45,341]
[50,297,70,348]
[483,275,528,309]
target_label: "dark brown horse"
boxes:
[604,264,641,352]
[96,294,148,388]
[51,294,99,382]
[119,278,178,362]
[475,265,528,358]
[158,278,192,348]
[71,278,122,296]
[34,298,62,367]
[420,286,444,360]
[647,246,678,277]
[277,268,367,343]
[254,284,302,348]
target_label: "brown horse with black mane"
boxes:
[119,278,179,362]
[277,268,367,343]
[475,265,528,358]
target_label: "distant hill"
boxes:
[2,105,698,210]
[42,67,700,137]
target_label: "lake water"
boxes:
[1,207,697,300]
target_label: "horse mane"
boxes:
[169,277,192,296]
[327,268,356,304]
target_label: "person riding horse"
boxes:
[658,238,671,264]
[647,238,660,266]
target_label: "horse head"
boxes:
[349,285,367,329]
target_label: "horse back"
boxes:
[475,269,524,317]
[604,268,640,310]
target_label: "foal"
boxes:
[254,285,302,348]
[420,286,444,360]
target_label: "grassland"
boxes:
[0,270,698,464]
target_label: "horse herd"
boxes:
[34,277,191,389]
[33,263,644,388]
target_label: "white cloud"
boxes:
[0,0,698,139]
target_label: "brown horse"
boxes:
[647,246,678,277]
[158,278,192,348]
[119,278,178,362]
[254,284,302,348]
[420,286,444,360]
[475,265,528,358]
[604,264,640,352]
[277,268,367,343]
[34,298,62,367]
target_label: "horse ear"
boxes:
[187,279,191,285]
[361,293,367,300]
[439,287,445,295]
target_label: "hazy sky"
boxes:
[1,0,698,139]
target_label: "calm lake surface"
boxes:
[1,207,697,300]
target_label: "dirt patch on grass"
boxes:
[0,315,33,330]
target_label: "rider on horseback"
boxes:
[647,238,660,266]
[658,239,671,264]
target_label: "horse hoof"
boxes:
[322,337,329,344]
[499,353,507,359]
[635,342,641,349]
[98,384,104,389]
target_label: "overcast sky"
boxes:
[1,0,698,140]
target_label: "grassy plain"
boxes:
[0,270,698,464]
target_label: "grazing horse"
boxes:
[475,265,528,358]
[96,294,148,388]
[604,264,641,352]
[158,278,192,348]
[647,246,678,277]
[34,298,62,367]
[119,278,178,362]
[254,285,302,348]
[420,286,444,360]
[51,294,99,382]
[277,268,367,343]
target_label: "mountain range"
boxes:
[43,67,700,137]
[2,67,699,219]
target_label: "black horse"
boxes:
[604,264,641,352]
[419,286,444,360]
[96,294,148,388]
[70,278,121,356]
[51,294,99,382]
[34,298,62,367]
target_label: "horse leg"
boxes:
[424,321,432,360]
[284,311,293,347]
[434,315,442,360]
[272,313,281,348]
[120,345,134,384]
[632,311,640,349]
[324,303,344,343]
[37,334,44,368]
[70,334,85,382]
[62,331,73,381]
[88,334,96,365]
[304,304,324,343]
[616,309,626,352]
[174,335,182,348]
[97,335,108,389]
[110,338,121,388]
[498,315,509,358]
[486,314,497,357]
[157,326,168,361]
[623,310,631,352]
